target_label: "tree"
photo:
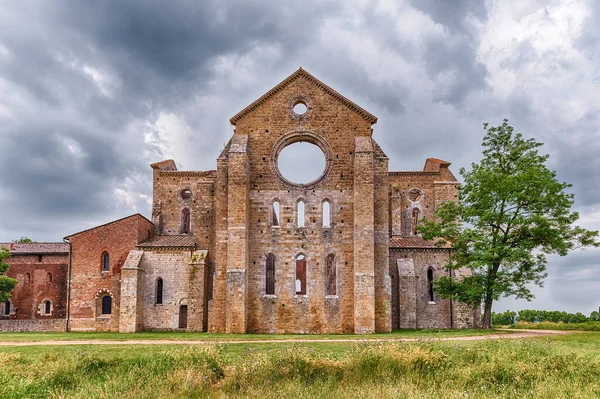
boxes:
[0,246,17,302]
[420,120,599,329]
[13,237,33,243]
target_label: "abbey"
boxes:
[0,68,479,333]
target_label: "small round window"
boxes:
[180,189,193,200]
[293,102,307,115]
[408,189,422,202]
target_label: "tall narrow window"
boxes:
[322,200,331,228]
[4,301,10,315]
[102,252,110,272]
[266,254,275,295]
[427,268,435,302]
[156,278,163,304]
[101,296,112,315]
[412,208,420,235]
[44,300,51,315]
[295,254,306,295]
[297,200,305,227]
[326,254,336,295]
[25,273,31,283]
[181,208,191,234]
[272,201,280,227]
[47,273,53,283]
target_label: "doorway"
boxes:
[178,305,188,329]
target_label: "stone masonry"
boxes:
[0,68,479,333]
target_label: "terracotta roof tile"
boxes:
[0,242,69,254]
[389,236,450,249]
[137,235,197,249]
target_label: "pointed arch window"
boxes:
[297,200,305,227]
[412,208,420,235]
[101,296,112,315]
[266,254,275,295]
[295,254,306,295]
[427,268,435,302]
[181,208,191,234]
[102,252,110,272]
[272,201,280,227]
[322,200,331,228]
[44,300,51,315]
[156,278,163,305]
[326,254,336,295]
[4,301,10,315]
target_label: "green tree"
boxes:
[0,246,17,302]
[13,237,33,243]
[420,120,599,329]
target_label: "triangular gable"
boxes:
[229,67,378,125]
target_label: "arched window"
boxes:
[25,273,31,283]
[295,254,306,295]
[181,208,191,234]
[266,254,275,295]
[47,273,53,283]
[272,201,280,227]
[427,268,435,302]
[297,200,305,227]
[4,301,10,315]
[44,300,51,315]
[412,208,420,235]
[101,296,112,315]
[102,252,110,272]
[322,200,331,228]
[326,254,336,295]
[156,278,163,305]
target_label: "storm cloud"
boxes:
[0,0,598,314]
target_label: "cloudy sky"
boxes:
[1,0,598,314]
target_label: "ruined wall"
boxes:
[2,254,68,321]
[228,73,382,333]
[68,214,154,332]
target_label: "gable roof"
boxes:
[137,235,197,249]
[64,213,152,239]
[229,67,378,125]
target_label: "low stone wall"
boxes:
[0,318,67,332]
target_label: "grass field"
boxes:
[509,321,600,331]
[1,331,598,398]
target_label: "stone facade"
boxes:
[0,68,479,333]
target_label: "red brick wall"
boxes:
[68,214,154,331]
[2,254,68,320]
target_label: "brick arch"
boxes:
[94,288,114,300]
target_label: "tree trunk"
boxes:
[482,298,493,329]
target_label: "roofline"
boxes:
[229,67,378,125]
[64,213,153,239]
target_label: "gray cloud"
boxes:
[0,0,598,313]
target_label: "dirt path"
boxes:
[0,329,568,347]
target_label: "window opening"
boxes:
[4,301,10,315]
[295,254,306,295]
[44,300,51,315]
[181,208,191,234]
[101,296,112,315]
[427,268,435,302]
[272,201,280,227]
[47,273,53,283]
[102,252,110,272]
[156,278,163,304]
[297,200,305,227]
[322,200,331,227]
[412,208,420,235]
[266,254,275,295]
[326,254,336,295]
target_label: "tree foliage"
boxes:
[420,120,599,328]
[13,237,33,243]
[0,246,17,302]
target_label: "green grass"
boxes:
[0,328,503,342]
[509,321,600,331]
[1,332,599,398]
